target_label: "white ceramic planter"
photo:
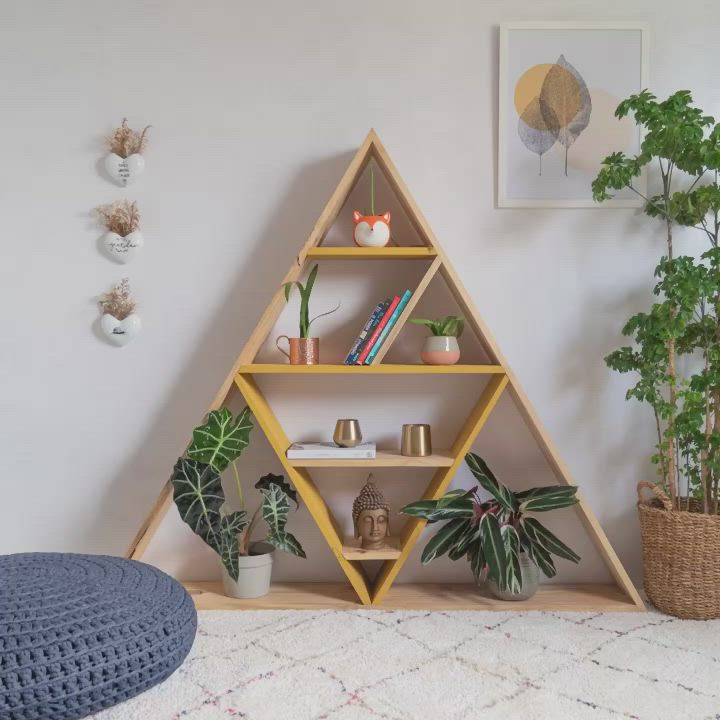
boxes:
[221,543,274,599]
[486,553,540,601]
[103,153,145,186]
[420,336,460,365]
[103,230,144,264]
[100,313,141,346]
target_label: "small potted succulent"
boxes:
[98,277,141,346]
[97,200,144,264]
[103,118,150,186]
[353,167,391,248]
[401,452,580,600]
[171,407,305,599]
[410,315,464,365]
[277,263,339,364]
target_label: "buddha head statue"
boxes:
[352,474,390,550]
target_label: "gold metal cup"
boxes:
[334,419,362,448]
[401,424,432,456]
[275,336,319,365]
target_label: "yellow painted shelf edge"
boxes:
[306,247,437,259]
[184,581,643,612]
[236,364,506,375]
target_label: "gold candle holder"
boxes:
[401,424,432,457]
[334,419,362,448]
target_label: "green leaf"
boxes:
[464,453,515,511]
[260,484,306,558]
[218,510,249,580]
[420,518,467,564]
[523,517,580,563]
[518,486,579,513]
[400,496,474,522]
[469,542,486,581]
[501,525,522,595]
[187,407,253,472]
[480,512,506,589]
[268,531,306,558]
[255,472,299,507]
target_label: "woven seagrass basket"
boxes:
[637,481,720,619]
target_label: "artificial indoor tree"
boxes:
[593,89,720,618]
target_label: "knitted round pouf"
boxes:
[0,553,197,720]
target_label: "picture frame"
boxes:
[498,21,649,208]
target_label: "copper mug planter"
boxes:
[276,336,319,365]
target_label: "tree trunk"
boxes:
[665,216,679,509]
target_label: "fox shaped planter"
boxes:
[353,211,391,248]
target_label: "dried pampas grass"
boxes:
[107,118,151,158]
[99,278,136,320]
[97,200,140,236]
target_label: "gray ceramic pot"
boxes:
[221,542,274,599]
[486,552,540,601]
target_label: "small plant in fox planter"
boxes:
[97,200,144,264]
[353,167,391,248]
[411,315,464,365]
[103,118,150,186]
[98,278,141,346]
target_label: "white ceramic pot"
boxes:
[103,153,145,186]
[100,313,141,346]
[221,543,274,599]
[486,552,540,601]
[103,230,144,264]
[420,336,460,365]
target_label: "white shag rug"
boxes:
[90,609,720,720]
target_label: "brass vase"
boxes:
[400,424,432,456]
[334,419,362,447]
[275,336,319,365]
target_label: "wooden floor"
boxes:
[184,582,643,612]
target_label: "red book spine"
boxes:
[356,296,401,364]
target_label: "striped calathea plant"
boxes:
[401,452,580,594]
[171,407,305,581]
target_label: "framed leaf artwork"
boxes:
[498,22,649,208]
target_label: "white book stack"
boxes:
[286,442,376,459]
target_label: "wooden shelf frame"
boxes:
[126,129,644,613]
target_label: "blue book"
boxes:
[344,300,390,364]
[364,290,412,364]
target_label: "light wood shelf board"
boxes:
[288,449,455,468]
[341,537,401,560]
[236,364,506,375]
[185,582,642,612]
[306,247,437,259]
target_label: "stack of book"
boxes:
[287,442,377,459]
[343,290,412,364]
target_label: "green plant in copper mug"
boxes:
[401,452,580,600]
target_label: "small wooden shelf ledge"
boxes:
[288,449,455,468]
[184,582,643,612]
[341,537,401,561]
[237,364,506,375]
[305,247,436,259]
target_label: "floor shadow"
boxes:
[86,150,356,555]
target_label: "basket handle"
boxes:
[636,481,672,510]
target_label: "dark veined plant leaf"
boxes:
[255,472,299,507]
[518,521,557,578]
[469,541,486,581]
[519,486,578,513]
[465,453,515,511]
[448,520,481,560]
[401,495,474,522]
[260,484,306,558]
[480,512,507,590]
[218,511,249,581]
[420,518,468,565]
[523,517,580,563]
[187,407,253,472]
[501,525,522,595]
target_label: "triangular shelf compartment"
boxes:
[127,130,644,613]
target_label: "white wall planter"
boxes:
[101,313,141,346]
[102,230,144,264]
[103,153,145,186]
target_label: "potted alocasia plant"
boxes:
[171,407,305,599]
[410,315,464,365]
[593,90,720,619]
[276,263,339,365]
[401,452,580,600]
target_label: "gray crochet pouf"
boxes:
[0,553,197,720]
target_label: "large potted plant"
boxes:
[171,407,305,599]
[593,90,720,619]
[401,452,580,600]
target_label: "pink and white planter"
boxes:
[420,336,460,365]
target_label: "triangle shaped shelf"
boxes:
[127,130,644,612]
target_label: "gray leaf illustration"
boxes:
[518,96,560,175]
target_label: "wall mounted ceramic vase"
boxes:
[352,211,391,248]
[103,230,144,264]
[103,153,145,186]
[101,312,141,346]
[420,336,460,365]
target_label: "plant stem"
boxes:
[240,506,262,555]
[231,460,244,510]
[370,166,375,215]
